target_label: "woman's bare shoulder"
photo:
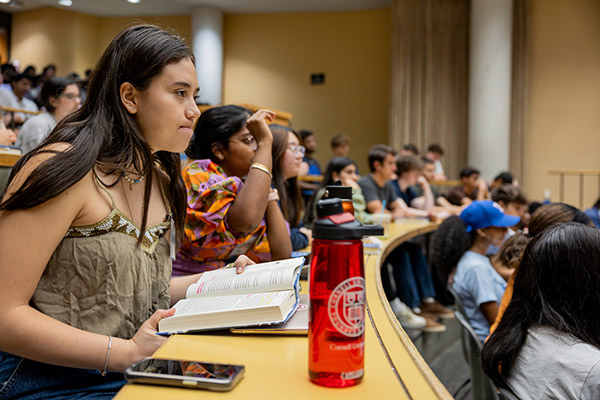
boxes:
[4,142,93,204]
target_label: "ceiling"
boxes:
[0,0,391,16]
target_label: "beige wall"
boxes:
[223,9,391,173]
[11,8,390,173]
[524,0,600,207]
[11,8,190,76]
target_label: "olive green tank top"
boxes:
[31,173,173,339]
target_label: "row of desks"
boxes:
[115,219,451,399]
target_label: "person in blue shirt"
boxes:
[432,201,520,342]
[584,197,600,228]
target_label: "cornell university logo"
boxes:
[327,277,366,337]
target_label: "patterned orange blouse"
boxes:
[172,159,271,276]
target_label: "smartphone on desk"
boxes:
[125,358,244,391]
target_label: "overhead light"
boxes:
[0,0,11,4]
[127,0,141,3]
[58,0,72,6]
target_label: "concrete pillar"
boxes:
[191,7,223,105]
[468,0,513,180]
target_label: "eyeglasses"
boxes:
[229,135,257,150]
[288,145,305,155]
[60,93,81,100]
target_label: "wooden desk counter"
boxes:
[116,219,451,400]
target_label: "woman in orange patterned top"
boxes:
[173,105,292,275]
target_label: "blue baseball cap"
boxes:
[459,200,521,232]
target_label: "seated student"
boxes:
[298,129,322,206]
[491,184,528,222]
[308,157,376,225]
[424,143,446,181]
[330,133,351,158]
[0,72,39,127]
[488,202,593,337]
[15,77,81,154]
[412,156,462,214]
[489,171,514,192]
[391,155,436,217]
[486,184,529,258]
[400,143,419,156]
[490,232,529,281]
[444,166,488,206]
[584,196,600,228]
[432,201,520,342]
[358,145,449,332]
[173,106,291,276]
[0,25,255,398]
[357,145,402,218]
[482,223,600,399]
[270,124,311,251]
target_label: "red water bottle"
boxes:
[309,198,383,388]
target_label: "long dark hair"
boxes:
[41,76,73,112]
[429,215,475,282]
[1,25,194,243]
[186,105,250,163]
[528,202,592,236]
[482,223,600,387]
[321,157,357,187]
[270,124,303,226]
[304,157,357,225]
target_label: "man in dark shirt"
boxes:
[358,145,450,332]
[390,155,435,217]
[444,166,488,206]
[357,144,404,218]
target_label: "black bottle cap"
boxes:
[324,184,352,201]
[313,198,384,240]
[316,198,344,218]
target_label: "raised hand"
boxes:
[246,109,276,144]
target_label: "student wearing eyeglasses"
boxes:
[173,105,292,276]
[15,77,82,154]
[270,124,311,251]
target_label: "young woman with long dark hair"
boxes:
[0,25,252,398]
[482,223,600,399]
[488,202,592,337]
[269,124,309,251]
[174,105,291,275]
[16,76,82,154]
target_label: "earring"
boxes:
[216,153,224,160]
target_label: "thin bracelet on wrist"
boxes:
[250,162,272,179]
[99,335,112,376]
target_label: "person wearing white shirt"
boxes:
[15,77,81,154]
[0,73,39,127]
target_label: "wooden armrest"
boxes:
[0,106,42,116]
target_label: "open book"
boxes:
[158,257,305,335]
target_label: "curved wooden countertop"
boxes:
[115,219,451,400]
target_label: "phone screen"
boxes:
[126,358,245,391]
[130,359,242,380]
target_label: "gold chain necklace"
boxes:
[123,173,144,191]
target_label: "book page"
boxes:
[175,290,294,316]
[185,258,304,299]
[158,290,298,334]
